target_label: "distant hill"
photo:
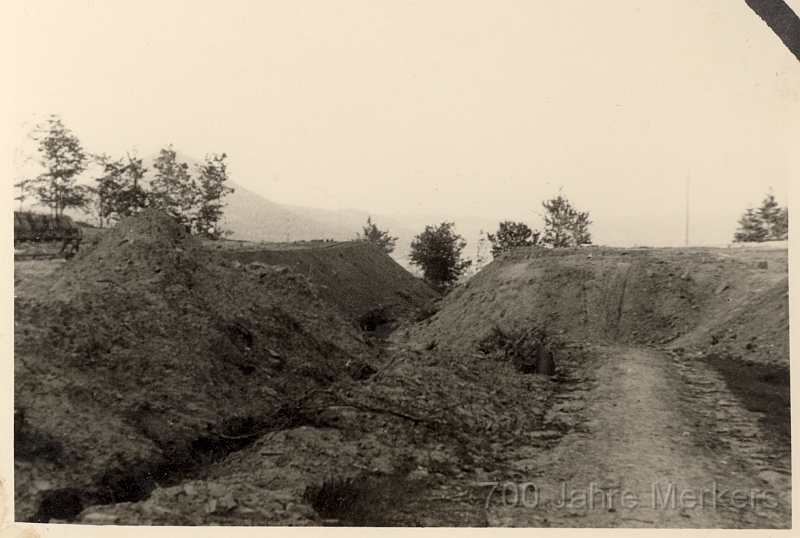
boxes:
[220,181,360,243]
[140,152,376,244]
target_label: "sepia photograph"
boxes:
[4,0,797,530]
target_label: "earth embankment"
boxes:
[408,246,788,368]
[397,244,790,528]
[219,241,439,326]
[14,211,378,522]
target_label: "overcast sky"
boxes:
[3,0,798,246]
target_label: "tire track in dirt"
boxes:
[611,263,632,340]
[484,345,790,528]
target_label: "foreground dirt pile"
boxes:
[72,343,576,525]
[218,241,439,327]
[14,210,376,522]
[409,246,788,367]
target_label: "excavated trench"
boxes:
[15,218,789,526]
[30,434,252,523]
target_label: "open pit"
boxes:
[14,212,790,527]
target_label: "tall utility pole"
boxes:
[685,173,690,247]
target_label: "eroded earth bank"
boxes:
[13,211,790,527]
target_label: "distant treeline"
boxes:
[15,115,234,239]
[362,191,592,293]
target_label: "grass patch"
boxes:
[303,473,424,526]
[477,325,558,375]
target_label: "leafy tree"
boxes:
[359,216,397,253]
[31,115,91,215]
[193,153,234,239]
[487,221,540,258]
[541,193,592,248]
[734,192,788,242]
[94,153,150,226]
[149,145,199,229]
[14,179,34,211]
[409,222,472,293]
[57,184,94,214]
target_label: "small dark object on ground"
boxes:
[349,362,377,381]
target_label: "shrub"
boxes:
[409,222,471,294]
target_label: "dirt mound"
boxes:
[405,246,789,367]
[399,245,791,485]
[14,210,376,521]
[71,335,580,526]
[221,242,439,326]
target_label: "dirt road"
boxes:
[482,345,791,528]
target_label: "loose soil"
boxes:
[14,211,377,522]
[13,218,790,528]
[216,240,439,326]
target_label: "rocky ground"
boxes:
[11,214,790,528]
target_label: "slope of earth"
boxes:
[74,340,579,526]
[399,245,790,528]
[409,246,788,367]
[14,210,378,523]
[213,241,439,326]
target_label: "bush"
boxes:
[478,325,558,375]
[303,473,419,525]
[359,217,397,254]
[487,221,539,259]
[357,307,394,331]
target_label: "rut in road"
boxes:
[485,345,791,528]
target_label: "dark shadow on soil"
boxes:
[702,353,791,449]
[28,408,322,523]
